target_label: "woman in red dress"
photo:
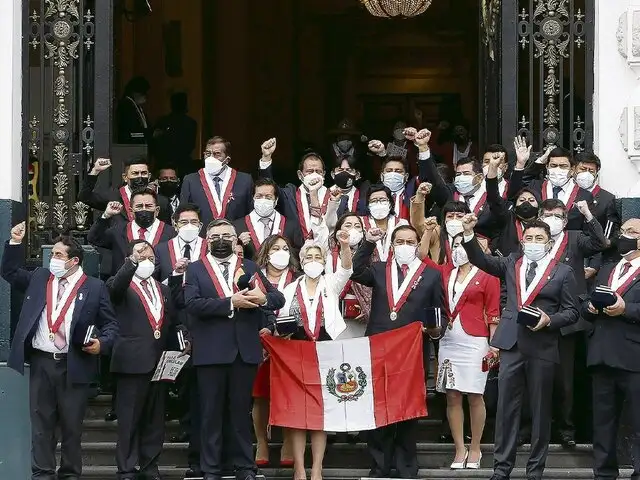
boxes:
[252,234,300,467]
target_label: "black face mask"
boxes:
[515,202,538,220]
[334,171,356,190]
[210,238,234,259]
[616,235,639,257]
[134,210,155,228]
[129,176,149,190]
[158,180,179,198]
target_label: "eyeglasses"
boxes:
[369,199,390,205]
[203,150,226,159]
[207,234,236,241]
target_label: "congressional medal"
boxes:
[390,311,398,321]
[385,257,429,323]
[49,332,55,341]
[130,277,166,339]
[153,329,161,340]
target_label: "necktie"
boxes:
[183,243,192,260]
[54,279,68,350]
[619,261,632,279]
[260,217,272,238]
[463,195,473,206]
[399,265,409,284]
[221,261,230,282]
[213,176,222,198]
[138,227,147,240]
[525,261,538,289]
[552,186,562,199]
[141,279,154,305]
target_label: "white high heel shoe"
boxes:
[466,451,482,469]
[450,448,468,469]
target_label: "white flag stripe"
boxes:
[316,337,376,432]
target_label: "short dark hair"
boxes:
[124,155,149,171]
[157,164,178,177]
[390,225,419,243]
[455,156,483,175]
[173,202,201,223]
[523,219,552,239]
[126,239,154,256]
[333,154,358,169]
[53,235,84,264]
[206,218,234,232]
[366,183,395,216]
[574,152,601,171]
[539,198,567,216]
[515,186,541,203]
[253,177,279,198]
[441,200,470,222]
[485,144,508,163]
[124,76,150,96]
[130,187,157,205]
[548,146,574,165]
[381,155,408,172]
[205,136,232,157]
[298,151,326,172]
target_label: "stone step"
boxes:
[81,466,635,480]
[64,442,593,469]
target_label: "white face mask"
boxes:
[454,174,477,195]
[254,198,275,218]
[483,165,504,180]
[269,250,290,270]
[369,201,391,220]
[303,261,324,279]
[452,246,469,267]
[548,167,570,187]
[575,171,596,190]
[445,219,465,238]
[135,259,155,280]
[522,242,549,262]
[542,216,565,236]
[394,245,417,265]
[382,172,406,192]
[302,172,324,191]
[348,229,363,246]
[178,224,200,243]
[204,157,225,176]
[49,258,71,278]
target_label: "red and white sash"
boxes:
[499,180,509,200]
[198,168,237,219]
[362,215,403,261]
[345,188,360,213]
[167,236,207,267]
[515,232,569,309]
[608,259,640,294]
[119,185,133,221]
[244,211,286,248]
[294,276,325,341]
[446,266,480,320]
[542,180,580,209]
[256,268,295,317]
[130,276,165,337]
[126,219,166,246]
[393,190,409,220]
[454,186,488,216]
[386,256,429,318]
[296,186,330,239]
[202,253,242,298]
[46,273,88,338]
[591,185,601,198]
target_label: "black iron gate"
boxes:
[25,0,112,262]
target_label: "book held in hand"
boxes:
[276,315,297,336]
[151,351,190,382]
[423,307,443,328]
[591,285,617,310]
[517,305,542,328]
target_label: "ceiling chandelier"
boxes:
[360,0,433,18]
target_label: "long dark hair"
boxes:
[331,213,364,250]
[255,234,300,272]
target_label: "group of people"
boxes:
[5,121,640,480]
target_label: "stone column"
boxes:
[0,0,31,478]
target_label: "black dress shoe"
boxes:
[170,431,190,443]
[183,467,203,479]
[104,410,117,422]
[561,436,576,448]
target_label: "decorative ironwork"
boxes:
[360,0,433,18]
[25,0,97,260]
[482,0,501,61]
[515,0,593,153]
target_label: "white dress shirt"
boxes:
[611,256,640,290]
[545,178,577,206]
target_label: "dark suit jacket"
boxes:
[116,97,148,144]
[107,258,179,374]
[2,242,118,384]
[77,174,172,225]
[351,240,445,336]
[336,181,371,217]
[462,236,579,363]
[232,214,304,260]
[583,260,640,372]
[87,217,176,271]
[180,168,253,226]
[183,257,285,366]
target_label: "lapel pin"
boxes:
[78,293,84,301]
[547,276,551,280]
[26,295,30,300]
[475,281,479,285]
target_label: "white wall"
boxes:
[594,0,640,196]
[0,0,22,202]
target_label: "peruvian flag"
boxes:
[262,322,427,432]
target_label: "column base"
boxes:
[0,363,30,478]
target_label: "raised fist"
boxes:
[461,213,478,234]
[415,128,432,147]
[403,127,417,142]
[238,231,252,246]
[416,182,433,199]
[368,140,386,156]
[10,221,26,243]
[329,186,343,202]
[336,229,350,247]
[261,138,277,158]
[174,258,189,274]
[489,152,505,167]
[130,242,149,264]
[575,200,593,221]
[424,216,438,232]
[90,158,111,175]
[104,201,123,219]
[366,227,385,243]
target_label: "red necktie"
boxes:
[138,227,148,240]
[619,262,632,279]
[141,279,152,299]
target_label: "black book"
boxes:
[72,323,98,346]
[276,315,298,336]
[517,305,542,328]
[423,307,444,328]
[591,285,617,310]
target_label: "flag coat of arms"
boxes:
[262,322,427,432]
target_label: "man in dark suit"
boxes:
[116,76,150,144]
[328,153,371,217]
[88,188,175,271]
[152,92,198,167]
[583,218,640,480]
[184,219,285,480]
[2,224,118,480]
[461,214,579,480]
[233,178,304,260]
[78,155,172,224]
[107,239,186,480]
[507,142,594,231]
[156,164,181,219]
[180,136,254,226]
[351,224,444,478]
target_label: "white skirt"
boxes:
[436,319,489,394]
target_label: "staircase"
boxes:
[74,394,635,480]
